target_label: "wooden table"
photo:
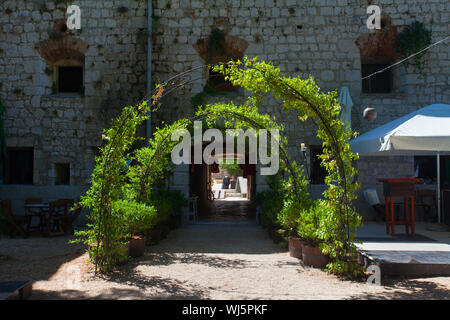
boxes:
[24,203,49,234]
[378,178,424,237]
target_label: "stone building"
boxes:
[0,0,449,220]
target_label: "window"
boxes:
[58,66,83,93]
[207,69,236,92]
[55,163,70,185]
[4,148,34,184]
[362,63,392,93]
[362,63,392,94]
[310,145,327,185]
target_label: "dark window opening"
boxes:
[58,66,83,93]
[4,148,34,185]
[310,145,327,185]
[208,70,237,92]
[362,63,392,93]
[55,163,70,185]
[414,156,450,186]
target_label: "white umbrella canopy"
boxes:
[351,104,450,155]
[350,103,450,223]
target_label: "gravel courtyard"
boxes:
[0,224,449,300]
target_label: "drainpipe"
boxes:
[146,0,152,144]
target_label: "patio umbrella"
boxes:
[350,103,450,223]
[338,86,354,128]
[0,96,6,184]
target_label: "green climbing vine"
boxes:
[74,57,363,278]
[396,21,432,74]
[213,57,363,277]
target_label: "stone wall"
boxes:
[0,0,148,212]
[0,0,449,219]
[150,0,449,216]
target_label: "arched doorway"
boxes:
[188,143,257,222]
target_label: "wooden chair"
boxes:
[0,200,27,238]
[61,205,82,234]
[44,200,67,236]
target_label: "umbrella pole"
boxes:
[437,151,441,224]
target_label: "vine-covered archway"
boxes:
[73,57,362,277]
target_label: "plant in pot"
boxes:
[150,195,172,239]
[114,199,157,258]
[147,188,187,240]
[252,174,287,238]
[165,190,188,230]
[278,194,312,259]
[297,200,330,268]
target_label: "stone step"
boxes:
[225,193,244,198]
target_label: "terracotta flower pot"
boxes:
[302,244,330,268]
[288,236,304,259]
[128,235,146,258]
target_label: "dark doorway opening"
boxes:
[189,162,256,222]
[189,145,257,222]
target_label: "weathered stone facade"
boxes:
[0,0,148,214]
[0,0,449,219]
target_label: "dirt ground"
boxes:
[0,224,449,300]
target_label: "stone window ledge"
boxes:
[360,93,408,99]
[41,93,84,100]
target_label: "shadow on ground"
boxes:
[31,274,208,300]
[152,224,288,255]
[135,252,252,269]
[348,277,450,300]
[0,235,85,283]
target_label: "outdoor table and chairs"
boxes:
[378,178,424,237]
[24,202,50,233]
[23,199,80,236]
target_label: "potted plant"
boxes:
[166,190,188,230]
[278,194,311,259]
[252,176,286,240]
[148,189,188,237]
[114,199,157,258]
[297,200,330,268]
